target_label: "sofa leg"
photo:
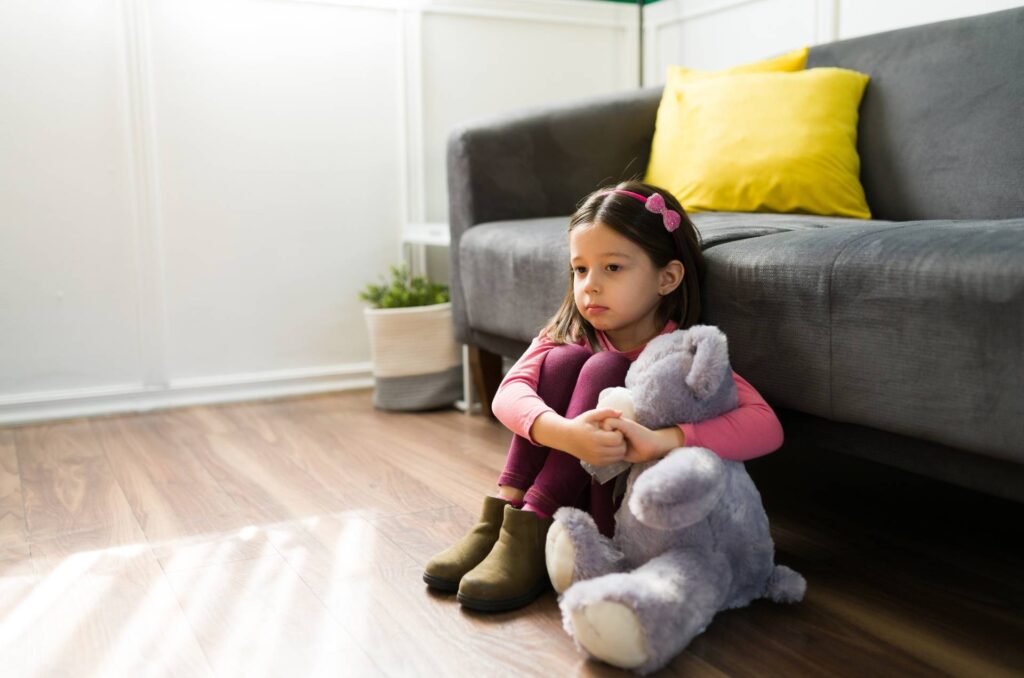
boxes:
[468,345,503,419]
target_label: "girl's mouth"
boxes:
[586,305,609,315]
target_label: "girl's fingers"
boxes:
[594,430,624,446]
[585,429,626,464]
[603,419,624,435]
[585,408,622,423]
[599,441,627,459]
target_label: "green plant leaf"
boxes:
[358,263,449,308]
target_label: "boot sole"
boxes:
[456,579,551,612]
[422,572,460,593]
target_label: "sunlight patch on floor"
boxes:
[0,509,382,677]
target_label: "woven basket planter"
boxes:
[363,301,462,411]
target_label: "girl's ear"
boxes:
[659,260,685,296]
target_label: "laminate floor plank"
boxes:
[14,420,143,545]
[1,525,213,677]
[0,429,26,548]
[250,506,457,676]
[310,409,509,515]
[90,414,245,542]
[257,505,585,678]
[161,533,383,678]
[255,405,455,517]
[0,389,1020,677]
[189,425,351,521]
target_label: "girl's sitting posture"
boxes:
[423,180,784,613]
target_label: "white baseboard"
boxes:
[0,363,374,427]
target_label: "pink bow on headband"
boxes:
[644,192,681,232]
[603,189,681,232]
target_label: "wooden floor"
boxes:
[0,390,1021,677]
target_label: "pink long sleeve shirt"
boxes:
[491,319,784,462]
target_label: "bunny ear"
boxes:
[684,327,730,399]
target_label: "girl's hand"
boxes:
[565,408,627,466]
[602,418,686,463]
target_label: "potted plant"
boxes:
[359,264,462,410]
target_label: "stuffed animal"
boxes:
[545,325,806,674]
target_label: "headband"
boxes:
[601,189,681,232]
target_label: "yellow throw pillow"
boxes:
[647,48,808,191]
[645,67,872,219]
[665,46,809,83]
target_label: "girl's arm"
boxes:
[490,334,562,445]
[607,370,784,463]
[676,370,784,461]
[491,336,626,465]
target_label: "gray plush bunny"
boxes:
[545,325,805,675]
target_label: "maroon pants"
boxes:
[496,345,630,537]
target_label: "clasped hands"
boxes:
[569,408,685,468]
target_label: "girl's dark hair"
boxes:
[542,179,706,348]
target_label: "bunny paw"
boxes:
[546,508,627,594]
[569,599,650,669]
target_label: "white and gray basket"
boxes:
[363,301,462,411]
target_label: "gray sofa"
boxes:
[446,7,1024,502]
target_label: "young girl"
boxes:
[423,180,784,613]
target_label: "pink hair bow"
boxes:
[644,192,681,232]
[602,189,683,233]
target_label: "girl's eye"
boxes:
[573,266,586,275]
[606,264,621,272]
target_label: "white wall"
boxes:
[835,0,1024,39]
[1,0,1017,425]
[0,0,635,425]
[643,0,1023,81]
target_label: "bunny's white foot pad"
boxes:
[545,520,576,594]
[570,601,649,669]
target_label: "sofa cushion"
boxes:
[830,220,1024,463]
[460,217,570,343]
[458,211,894,344]
[646,67,873,219]
[703,219,1024,463]
[693,211,895,248]
[807,6,1024,220]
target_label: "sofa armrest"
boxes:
[447,85,663,343]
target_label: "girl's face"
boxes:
[570,221,684,346]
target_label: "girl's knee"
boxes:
[577,351,631,390]
[542,343,591,371]
[581,350,630,374]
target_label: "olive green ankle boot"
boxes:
[422,495,509,592]
[457,505,554,612]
